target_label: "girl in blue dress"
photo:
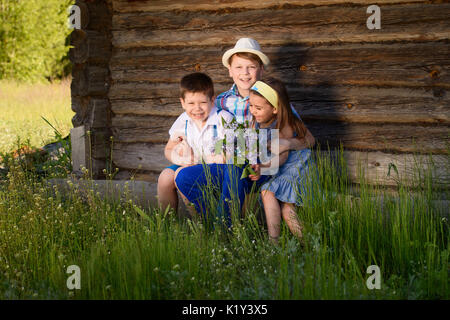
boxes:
[248,78,315,243]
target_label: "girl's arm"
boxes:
[260,149,290,169]
[279,126,315,154]
[261,127,292,168]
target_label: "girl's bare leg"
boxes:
[281,203,303,239]
[157,168,178,213]
[261,190,282,243]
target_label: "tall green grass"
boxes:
[0,146,447,299]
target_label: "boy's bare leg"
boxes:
[157,168,178,213]
[261,190,281,243]
[281,203,303,239]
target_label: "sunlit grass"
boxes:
[0,147,447,299]
[0,79,74,153]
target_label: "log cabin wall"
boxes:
[72,0,450,186]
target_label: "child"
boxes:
[171,38,316,215]
[248,78,315,243]
[216,37,268,124]
[157,72,233,212]
[217,37,315,147]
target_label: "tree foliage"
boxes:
[0,0,74,82]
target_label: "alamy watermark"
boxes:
[66,265,81,290]
[68,5,81,30]
[366,265,381,290]
[367,5,381,30]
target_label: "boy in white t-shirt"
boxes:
[157,72,233,212]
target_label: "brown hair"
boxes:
[180,72,214,99]
[251,77,307,139]
[228,52,263,68]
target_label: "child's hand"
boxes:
[172,140,194,165]
[248,164,261,181]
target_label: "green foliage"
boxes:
[0,0,74,82]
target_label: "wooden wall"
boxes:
[72,0,450,186]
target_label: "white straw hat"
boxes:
[222,38,270,68]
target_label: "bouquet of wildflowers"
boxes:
[214,117,259,179]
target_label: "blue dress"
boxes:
[261,149,314,205]
[256,121,316,206]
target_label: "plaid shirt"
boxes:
[215,84,252,125]
[215,84,302,126]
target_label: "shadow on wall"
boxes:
[268,44,347,153]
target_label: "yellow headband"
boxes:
[250,81,278,109]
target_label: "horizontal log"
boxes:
[47,178,159,208]
[111,115,175,143]
[110,98,181,116]
[47,177,190,215]
[110,114,449,154]
[109,82,181,100]
[342,151,450,187]
[111,3,450,48]
[112,3,449,31]
[112,142,171,172]
[47,178,447,217]
[110,42,450,88]
[114,169,160,182]
[289,85,450,124]
[110,97,450,125]
[112,28,450,51]
[109,83,450,124]
[109,82,450,105]
[111,142,449,187]
[306,122,449,154]
[112,0,429,13]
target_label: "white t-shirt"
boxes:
[168,106,234,160]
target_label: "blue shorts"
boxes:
[174,164,270,227]
[175,164,246,226]
[166,164,181,172]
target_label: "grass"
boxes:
[0,79,74,154]
[0,148,447,299]
[0,80,448,299]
